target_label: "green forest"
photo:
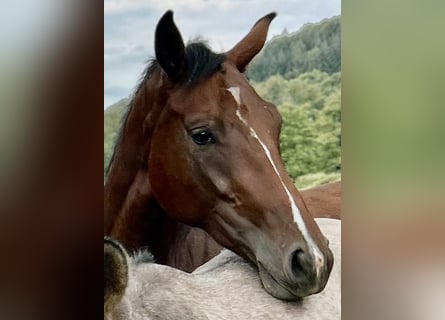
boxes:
[248,16,340,82]
[104,16,341,189]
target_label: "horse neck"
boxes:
[107,172,217,271]
[104,68,162,233]
[104,68,170,250]
[104,69,220,271]
[108,180,219,271]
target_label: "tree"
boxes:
[248,16,340,82]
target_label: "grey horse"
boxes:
[104,218,340,320]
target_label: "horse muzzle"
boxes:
[257,244,334,300]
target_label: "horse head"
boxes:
[145,11,333,300]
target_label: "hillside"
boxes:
[104,97,129,171]
[247,16,340,82]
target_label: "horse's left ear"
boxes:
[104,237,129,314]
[226,12,276,72]
[155,10,186,83]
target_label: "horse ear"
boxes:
[104,237,129,314]
[226,12,276,72]
[155,10,186,83]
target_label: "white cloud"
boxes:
[104,0,150,14]
[104,0,214,15]
[104,0,340,108]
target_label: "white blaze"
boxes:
[226,86,241,106]
[227,86,324,273]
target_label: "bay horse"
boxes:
[302,181,341,220]
[104,219,341,320]
[105,10,334,300]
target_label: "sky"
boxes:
[104,0,340,108]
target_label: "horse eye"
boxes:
[190,128,216,145]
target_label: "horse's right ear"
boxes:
[155,10,186,83]
[104,237,129,314]
[226,12,276,72]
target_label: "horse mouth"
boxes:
[257,261,304,301]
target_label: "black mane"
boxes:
[105,42,225,178]
[183,42,226,84]
[136,41,226,93]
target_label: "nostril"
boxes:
[290,249,306,276]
